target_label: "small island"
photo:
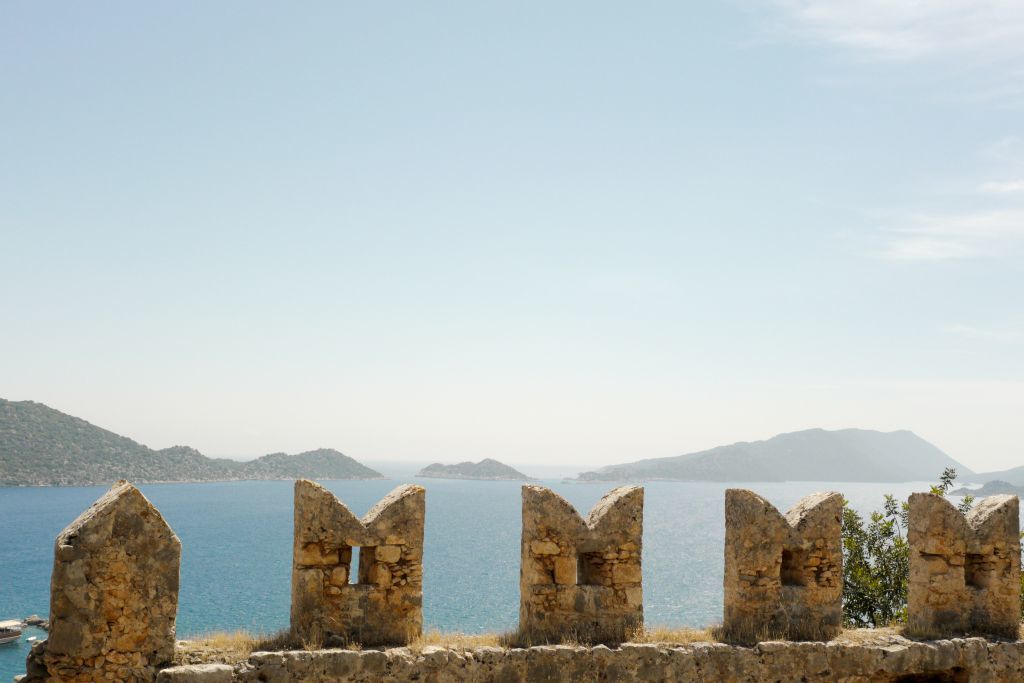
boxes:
[416,458,535,481]
[950,480,1024,497]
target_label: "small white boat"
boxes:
[0,620,23,645]
[0,622,22,643]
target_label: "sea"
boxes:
[0,476,972,680]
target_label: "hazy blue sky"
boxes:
[2,2,1023,470]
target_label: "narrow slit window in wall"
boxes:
[781,548,806,587]
[349,547,361,584]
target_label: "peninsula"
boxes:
[0,399,383,486]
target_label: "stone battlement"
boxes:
[18,481,1024,682]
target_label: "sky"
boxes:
[2,2,1023,471]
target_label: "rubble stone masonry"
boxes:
[907,492,1020,638]
[290,480,425,647]
[723,490,843,643]
[519,485,644,643]
[23,481,181,682]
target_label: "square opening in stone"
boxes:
[577,551,604,586]
[781,548,806,587]
[965,553,992,589]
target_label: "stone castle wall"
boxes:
[519,485,644,643]
[291,481,425,647]
[19,480,1024,682]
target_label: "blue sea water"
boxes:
[0,478,966,679]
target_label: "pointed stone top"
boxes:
[727,489,841,538]
[56,480,178,549]
[586,485,643,528]
[785,491,843,528]
[725,488,788,525]
[522,484,643,546]
[910,491,1019,529]
[524,485,589,524]
[296,479,425,527]
[966,494,1019,530]
[364,484,425,524]
[726,488,772,507]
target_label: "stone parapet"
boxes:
[156,637,1024,682]
[723,490,843,642]
[291,481,426,647]
[907,492,1021,638]
[21,480,1024,682]
[519,485,644,643]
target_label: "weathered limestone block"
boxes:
[907,492,1020,638]
[723,489,842,643]
[24,480,181,682]
[157,663,235,682]
[519,485,643,643]
[291,480,425,646]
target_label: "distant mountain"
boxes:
[417,458,534,481]
[950,480,1024,497]
[0,399,383,486]
[574,428,973,483]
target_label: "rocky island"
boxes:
[416,458,534,481]
[0,398,384,486]
[950,479,1024,497]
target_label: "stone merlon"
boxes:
[23,480,181,682]
[291,480,426,647]
[519,485,644,643]
[907,492,1020,638]
[723,489,843,643]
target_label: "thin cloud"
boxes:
[881,238,979,261]
[979,180,1024,194]
[771,1,1024,62]
[899,210,1024,237]
[984,135,1024,162]
[945,323,1024,343]
[879,210,1024,260]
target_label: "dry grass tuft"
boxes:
[503,619,648,648]
[627,625,716,645]
[300,623,325,651]
[408,629,505,654]
[901,619,1023,643]
[175,629,297,665]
